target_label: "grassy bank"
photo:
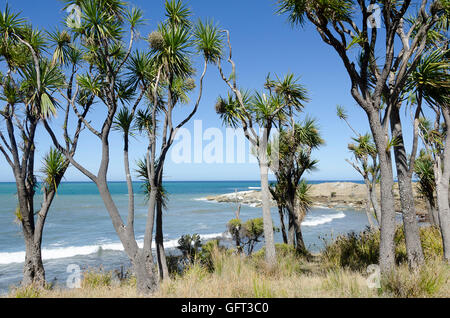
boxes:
[7,226,450,298]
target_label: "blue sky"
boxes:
[0,0,420,182]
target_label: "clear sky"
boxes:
[0,0,420,182]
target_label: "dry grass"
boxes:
[6,241,449,298]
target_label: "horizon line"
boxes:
[0,179,368,183]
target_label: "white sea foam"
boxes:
[248,187,261,190]
[302,212,346,227]
[0,232,226,265]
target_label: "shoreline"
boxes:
[203,181,428,218]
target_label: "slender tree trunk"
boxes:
[277,206,288,244]
[287,215,295,246]
[285,201,295,247]
[156,197,170,280]
[425,199,438,226]
[96,179,157,292]
[258,142,276,266]
[293,204,306,253]
[286,198,306,253]
[435,108,450,262]
[369,181,381,225]
[367,109,396,274]
[364,180,377,231]
[390,106,424,269]
[15,173,45,288]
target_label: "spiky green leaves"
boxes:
[271,73,309,111]
[20,59,65,118]
[41,148,67,193]
[336,105,347,120]
[0,78,22,105]
[193,20,223,64]
[407,48,450,107]
[151,22,193,78]
[277,0,354,26]
[215,91,251,128]
[414,149,436,201]
[135,157,168,207]
[113,107,134,136]
[0,4,26,41]
[134,108,153,134]
[165,0,191,28]
[77,73,102,96]
[125,7,144,29]
[47,29,72,66]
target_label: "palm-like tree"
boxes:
[43,0,165,294]
[216,71,311,264]
[337,106,381,228]
[0,6,74,287]
[414,149,439,226]
[409,47,450,262]
[130,0,224,281]
[270,119,323,253]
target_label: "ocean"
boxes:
[0,180,371,294]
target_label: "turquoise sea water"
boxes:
[0,180,371,294]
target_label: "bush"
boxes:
[321,229,379,271]
[81,268,113,289]
[321,225,443,271]
[10,285,42,298]
[177,233,202,264]
[381,260,449,297]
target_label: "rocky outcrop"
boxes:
[203,182,428,217]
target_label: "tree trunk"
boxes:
[96,179,157,293]
[17,177,46,288]
[425,199,438,226]
[390,106,424,269]
[369,182,381,225]
[364,181,377,231]
[258,147,277,266]
[367,109,396,274]
[132,252,158,294]
[293,205,306,253]
[435,108,450,262]
[277,206,288,244]
[156,198,170,280]
[287,215,295,246]
[22,238,45,288]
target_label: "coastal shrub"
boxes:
[81,268,113,289]
[167,254,184,276]
[322,225,443,271]
[321,229,380,271]
[177,233,202,264]
[10,285,43,298]
[252,243,308,277]
[381,260,449,297]
[227,218,243,252]
[198,239,229,272]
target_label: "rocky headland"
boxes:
[203,182,428,218]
